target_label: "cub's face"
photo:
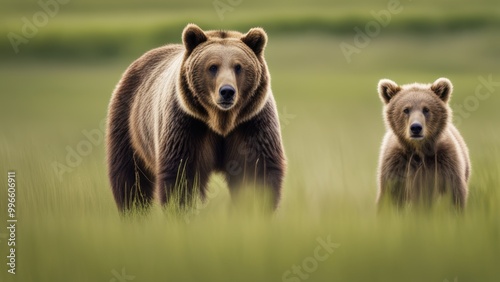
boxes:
[378,78,453,144]
[181,24,267,113]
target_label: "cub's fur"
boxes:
[377,78,470,209]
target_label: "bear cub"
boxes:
[377,78,470,209]
[106,24,286,212]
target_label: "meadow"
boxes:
[0,1,499,281]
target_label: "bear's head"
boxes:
[378,78,453,149]
[179,24,270,136]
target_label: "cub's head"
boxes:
[179,24,269,135]
[378,78,453,146]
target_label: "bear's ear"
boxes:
[378,79,401,104]
[431,77,453,103]
[183,24,207,56]
[241,27,267,56]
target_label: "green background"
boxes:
[0,0,499,281]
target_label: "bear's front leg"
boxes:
[378,151,410,209]
[154,121,216,208]
[156,158,205,207]
[223,112,286,210]
[449,177,467,210]
[436,151,468,210]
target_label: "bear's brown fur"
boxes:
[106,24,286,212]
[377,78,470,209]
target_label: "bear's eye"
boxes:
[208,65,218,74]
[234,64,242,74]
[423,107,430,115]
[403,108,410,114]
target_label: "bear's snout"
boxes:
[219,85,235,100]
[410,122,423,138]
[218,85,236,109]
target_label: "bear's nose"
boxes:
[219,85,235,101]
[410,122,423,135]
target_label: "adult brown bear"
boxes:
[106,24,286,212]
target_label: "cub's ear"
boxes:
[431,77,453,103]
[183,24,207,56]
[241,27,267,56]
[378,79,401,104]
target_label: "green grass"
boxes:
[1,0,500,60]
[1,2,500,281]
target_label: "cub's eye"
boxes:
[209,65,218,74]
[234,64,242,74]
[403,108,410,114]
[423,107,430,114]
